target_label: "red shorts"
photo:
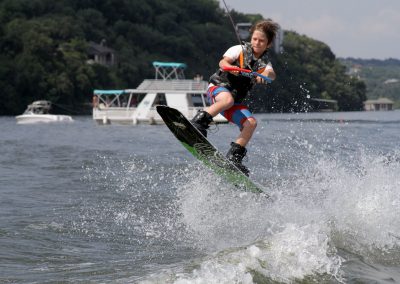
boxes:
[207,85,255,128]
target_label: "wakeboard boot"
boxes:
[226,142,250,176]
[191,110,213,137]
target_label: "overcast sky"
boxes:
[218,0,400,59]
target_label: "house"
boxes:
[87,39,115,66]
[364,97,394,111]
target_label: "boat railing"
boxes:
[136,79,208,91]
[93,105,202,121]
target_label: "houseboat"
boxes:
[92,61,227,125]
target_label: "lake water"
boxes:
[1,111,400,283]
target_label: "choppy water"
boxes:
[1,111,400,283]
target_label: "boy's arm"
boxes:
[219,56,235,69]
[219,57,241,75]
[261,68,276,81]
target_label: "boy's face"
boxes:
[251,30,270,57]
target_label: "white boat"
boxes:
[15,100,74,124]
[92,61,227,125]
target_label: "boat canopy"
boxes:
[30,100,51,107]
[152,61,187,80]
[94,89,126,95]
[23,100,52,115]
[152,61,187,69]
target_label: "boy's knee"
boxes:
[243,117,257,129]
[248,117,257,128]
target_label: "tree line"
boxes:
[0,0,366,115]
[341,58,400,108]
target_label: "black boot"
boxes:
[226,142,250,176]
[191,110,213,137]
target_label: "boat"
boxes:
[15,100,74,124]
[92,61,228,125]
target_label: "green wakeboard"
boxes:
[156,105,266,195]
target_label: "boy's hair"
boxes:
[250,19,279,45]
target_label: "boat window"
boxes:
[104,95,119,107]
[128,93,144,107]
[153,93,167,106]
[190,93,210,107]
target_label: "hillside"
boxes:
[340,58,400,107]
[0,0,366,114]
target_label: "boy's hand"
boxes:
[255,76,266,84]
[225,65,240,76]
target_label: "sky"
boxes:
[218,0,400,59]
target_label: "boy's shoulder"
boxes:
[224,44,243,59]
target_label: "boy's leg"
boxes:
[191,86,233,137]
[223,105,257,176]
[235,117,257,147]
[206,91,234,117]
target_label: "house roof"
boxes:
[364,97,394,104]
[87,41,114,55]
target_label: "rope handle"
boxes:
[221,66,272,83]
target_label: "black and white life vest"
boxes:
[209,42,270,103]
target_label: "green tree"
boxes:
[0,0,367,115]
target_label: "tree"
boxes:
[0,0,367,115]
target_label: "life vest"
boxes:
[237,42,268,73]
[209,42,270,103]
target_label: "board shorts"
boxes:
[207,85,255,129]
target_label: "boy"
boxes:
[191,19,279,176]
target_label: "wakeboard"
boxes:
[156,105,265,194]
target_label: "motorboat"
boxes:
[15,100,73,124]
[92,61,228,125]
